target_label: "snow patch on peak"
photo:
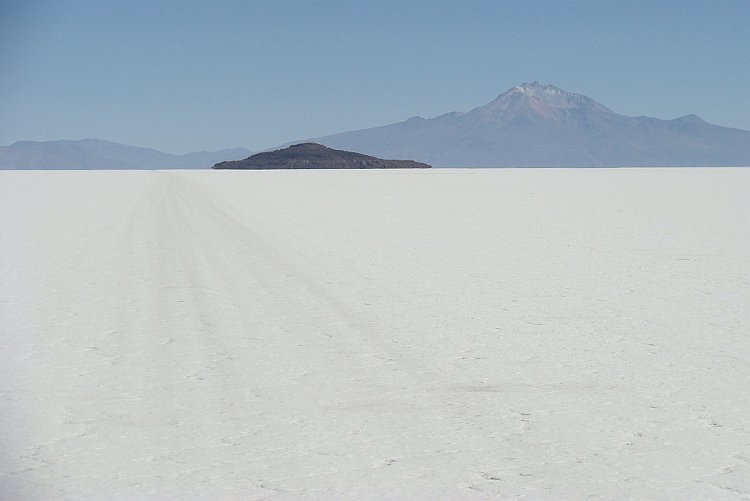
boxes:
[505,82,569,101]
[513,82,542,93]
[474,82,612,118]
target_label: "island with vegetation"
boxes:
[213,143,431,169]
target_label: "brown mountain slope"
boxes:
[213,143,431,169]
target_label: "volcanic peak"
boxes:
[465,81,614,124]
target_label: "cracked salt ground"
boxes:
[1,167,749,500]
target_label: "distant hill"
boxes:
[0,139,251,170]
[214,143,431,169]
[291,82,750,167]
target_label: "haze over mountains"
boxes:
[299,82,750,167]
[0,139,250,170]
[3,83,749,169]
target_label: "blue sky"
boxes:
[2,0,748,154]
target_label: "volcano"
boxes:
[297,82,750,167]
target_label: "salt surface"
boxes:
[1,168,748,500]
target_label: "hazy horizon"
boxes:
[2,1,749,154]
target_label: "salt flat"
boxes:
[1,168,748,500]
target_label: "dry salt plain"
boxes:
[1,167,749,500]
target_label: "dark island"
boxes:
[213,143,431,170]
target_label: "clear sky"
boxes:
[2,0,748,154]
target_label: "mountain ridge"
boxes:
[0,139,251,170]
[288,82,750,167]
[4,83,749,169]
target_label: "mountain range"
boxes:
[0,139,250,170]
[295,82,750,167]
[3,83,749,169]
